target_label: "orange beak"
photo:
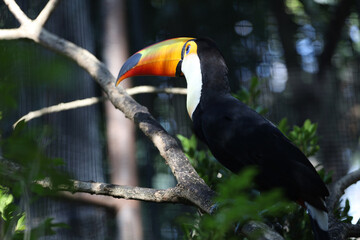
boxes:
[116,37,195,86]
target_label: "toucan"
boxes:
[116,37,330,240]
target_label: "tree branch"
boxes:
[13,86,187,128]
[328,219,360,239]
[241,221,285,240]
[37,178,187,205]
[33,0,59,27]
[13,96,104,128]
[0,28,25,39]
[58,192,118,210]
[1,155,189,208]
[346,222,360,238]
[326,169,360,239]
[328,169,360,210]
[3,0,30,25]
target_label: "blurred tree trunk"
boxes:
[102,1,143,240]
[13,0,110,239]
[271,0,300,70]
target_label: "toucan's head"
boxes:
[116,37,229,118]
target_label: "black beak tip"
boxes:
[116,53,142,82]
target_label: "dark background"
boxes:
[1,0,360,239]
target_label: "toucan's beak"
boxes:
[116,37,195,86]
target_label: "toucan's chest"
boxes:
[181,53,203,118]
[190,93,235,143]
[190,95,251,173]
[191,104,206,143]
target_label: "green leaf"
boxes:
[286,119,319,157]
[0,187,14,219]
[232,77,268,115]
[277,118,289,136]
[250,76,259,90]
[51,158,65,166]
[15,214,26,231]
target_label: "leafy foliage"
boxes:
[278,118,320,157]
[178,132,304,239]
[0,186,68,240]
[333,198,356,224]
[0,187,26,240]
[0,80,17,116]
[181,168,294,240]
[1,121,71,197]
[233,77,267,115]
[0,120,71,239]
[0,85,71,239]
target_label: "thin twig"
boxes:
[1,156,187,206]
[3,0,30,25]
[12,86,186,128]
[34,0,59,27]
[13,97,104,128]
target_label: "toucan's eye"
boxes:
[186,45,191,55]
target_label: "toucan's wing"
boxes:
[197,94,328,209]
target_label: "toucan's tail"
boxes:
[305,202,330,240]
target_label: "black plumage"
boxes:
[192,38,329,211]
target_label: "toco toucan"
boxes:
[116,37,330,240]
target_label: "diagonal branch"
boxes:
[34,0,59,27]
[3,0,30,25]
[13,96,104,128]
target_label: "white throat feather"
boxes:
[181,53,202,119]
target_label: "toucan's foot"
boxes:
[234,222,241,234]
[210,203,219,214]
